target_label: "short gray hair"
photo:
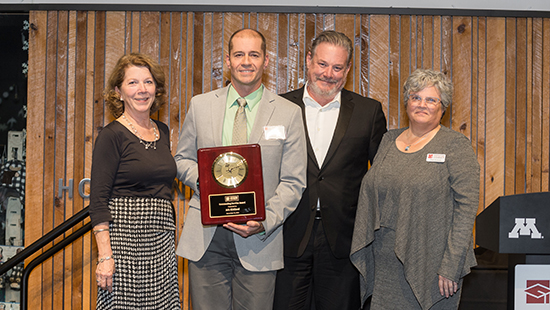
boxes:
[310,30,353,65]
[403,69,453,111]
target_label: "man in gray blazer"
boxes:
[174,28,307,310]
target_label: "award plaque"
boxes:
[197,144,265,225]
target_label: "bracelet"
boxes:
[96,256,112,265]
[93,228,109,235]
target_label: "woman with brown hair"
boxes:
[89,53,180,309]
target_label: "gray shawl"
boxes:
[350,126,480,309]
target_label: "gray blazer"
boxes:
[174,86,307,271]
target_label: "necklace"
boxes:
[122,114,159,150]
[404,126,439,151]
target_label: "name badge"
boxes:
[426,153,446,163]
[264,125,286,140]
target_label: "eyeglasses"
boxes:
[408,94,441,107]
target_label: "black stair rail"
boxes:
[0,206,92,310]
[21,221,92,309]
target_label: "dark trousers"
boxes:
[274,220,362,310]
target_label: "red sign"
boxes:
[525,280,550,304]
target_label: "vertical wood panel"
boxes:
[399,15,411,128]
[484,17,506,205]
[202,12,213,92]
[305,13,315,74]
[181,13,194,310]
[158,11,171,125]
[259,13,279,91]
[388,15,400,129]
[318,13,330,34]
[542,19,550,191]
[441,16,453,75]
[41,11,60,310]
[277,14,289,94]
[413,16,422,71]
[94,11,106,135]
[84,12,97,309]
[354,15,362,94]
[452,16,473,137]
[515,19,528,194]
[222,13,242,86]
[531,18,544,192]
[248,12,258,29]
[105,11,127,94]
[212,12,224,92]
[335,14,356,92]
[422,16,434,69]
[183,12,193,117]
[505,18,518,195]
[525,18,534,193]
[298,14,310,89]
[27,10,47,310]
[470,17,480,211]
[367,15,390,116]
[359,15,370,97]
[53,13,69,310]
[25,10,550,309]
[131,12,140,52]
[286,14,301,91]
[140,12,160,57]
[167,11,183,151]
[440,16,452,127]
[476,17,487,209]
[433,16,442,72]
[193,12,204,96]
[71,10,87,309]
[63,11,76,309]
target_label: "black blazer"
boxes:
[281,87,387,259]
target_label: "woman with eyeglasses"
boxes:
[350,69,480,309]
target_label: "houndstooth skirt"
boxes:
[96,197,181,310]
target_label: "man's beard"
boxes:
[308,75,345,98]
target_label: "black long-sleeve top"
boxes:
[89,120,176,227]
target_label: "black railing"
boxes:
[0,206,91,310]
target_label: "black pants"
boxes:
[274,220,362,310]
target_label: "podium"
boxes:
[476,192,550,309]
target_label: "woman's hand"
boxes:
[93,222,114,292]
[96,257,115,292]
[438,275,458,298]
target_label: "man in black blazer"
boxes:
[273,30,387,310]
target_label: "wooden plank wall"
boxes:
[26,10,550,310]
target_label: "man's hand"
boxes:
[223,221,265,238]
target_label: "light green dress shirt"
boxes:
[222,84,264,146]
